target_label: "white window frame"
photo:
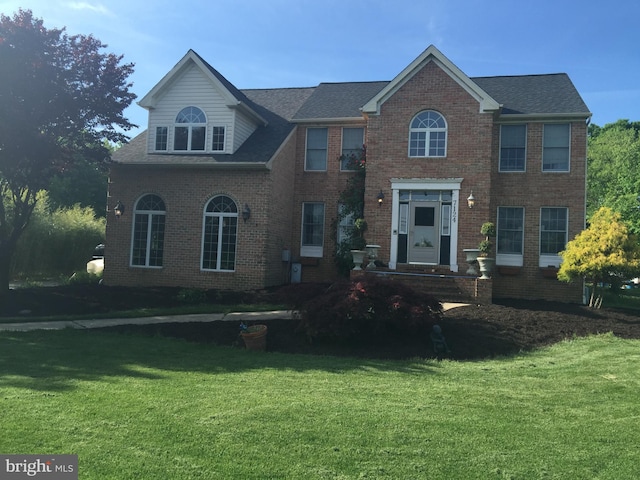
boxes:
[305,128,328,171]
[408,110,447,158]
[130,194,166,268]
[496,206,524,267]
[174,106,207,152]
[301,202,325,257]
[211,126,226,152]
[155,126,168,151]
[499,124,527,172]
[340,127,364,171]
[539,207,568,267]
[201,195,238,272]
[542,123,571,172]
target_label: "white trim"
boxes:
[304,127,328,172]
[362,45,500,115]
[388,178,461,272]
[300,202,325,258]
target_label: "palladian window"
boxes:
[409,110,447,157]
[174,106,206,151]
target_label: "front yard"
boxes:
[1,329,638,479]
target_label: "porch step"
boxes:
[372,270,474,304]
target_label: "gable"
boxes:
[362,45,500,115]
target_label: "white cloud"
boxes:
[64,2,114,17]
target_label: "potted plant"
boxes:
[477,222,496,279]
[239,323,268,351]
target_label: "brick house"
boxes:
[105,45,591,303]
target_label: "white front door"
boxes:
[408,201,439,264]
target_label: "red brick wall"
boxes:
[104,131,299,291]
[364,61,494,265]
[290,124,366,283]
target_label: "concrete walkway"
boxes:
[0,303,468,332]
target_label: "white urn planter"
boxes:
[350,250,367,271]
[463,248,481,275]
[477,257,495,279]
[365,244,381,269]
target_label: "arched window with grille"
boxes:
[174,106,206,151]
[409,110,447,157]
[202,195,238,271]
[131,194,166,267]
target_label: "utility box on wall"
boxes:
[291,263,302,283]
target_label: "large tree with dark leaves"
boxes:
[0,9,136,292]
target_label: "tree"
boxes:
[587,120,640,235]
[558,207,640,308]
[0,10,136,293]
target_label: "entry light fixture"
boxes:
[242,204,251,222]
[376,190,385,206]
[114,200,125,218]
[467,191,475,209]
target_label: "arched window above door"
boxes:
[409,110,447,157]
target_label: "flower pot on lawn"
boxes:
[240,324,268,351]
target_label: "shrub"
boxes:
[295,276,442,341]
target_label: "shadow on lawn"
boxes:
[0,328,448,393]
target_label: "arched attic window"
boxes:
[174,106,206,151]
[409,110,447,157]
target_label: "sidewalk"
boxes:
[0,310,296,332]
[0,304,468,332]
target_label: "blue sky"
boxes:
[2,0,639,139]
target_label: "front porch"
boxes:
[350,264,492,304]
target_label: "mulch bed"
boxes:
[3,284,639,360]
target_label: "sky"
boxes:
[1,0,639,139]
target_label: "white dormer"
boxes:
[138,50,267,155]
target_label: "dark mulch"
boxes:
[2,284,639,360]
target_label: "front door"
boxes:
[408,202,439,264]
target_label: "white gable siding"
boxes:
[233,111,260,152]
[145,63,256,154]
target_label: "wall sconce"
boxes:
[467,191,475,209]
[376,190,385,206]
[114,200,125,218]
[242,204,251,222]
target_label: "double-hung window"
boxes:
[155,127,168,151]
[497,207,524,266]
[305,128,328,171]
[499,125,526,172]
[337,204,355,245]
[301,202,325,257]
[211,126,225,152]
[409,110,447,157]
[174,106,206,151]
[202,195,238,271]
[540,207,568,267]
[341,127,364,171]
[543,124,570,172]
[131,194,166,268]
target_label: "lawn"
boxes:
[1,329,639,479]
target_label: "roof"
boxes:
[116,50,590,166]
[473,74,591,116]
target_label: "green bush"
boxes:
[294,276,442,341]
[10,192,105,278]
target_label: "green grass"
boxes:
[602,287,640,311]
[1,330,639,479]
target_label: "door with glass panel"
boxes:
[408,202,439,264]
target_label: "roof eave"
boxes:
[496,112,593,123]
[291,116,366,125]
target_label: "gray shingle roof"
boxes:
[473,74,590,116]
[114,66,590,165]
[292,82,389,120]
